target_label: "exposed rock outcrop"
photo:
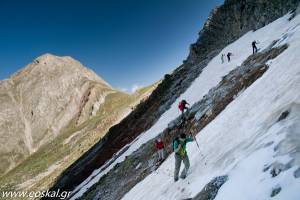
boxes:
[192,176,228,200]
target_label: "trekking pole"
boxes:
[192,134,200,150]
[192,134,207,165]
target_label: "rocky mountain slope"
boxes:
[49,0,300,198]
[76,9,300,200]
[0,54,156,194]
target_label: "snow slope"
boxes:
[122,14,300,200]
[71,13,300,199]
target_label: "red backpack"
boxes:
[178,101,184,111]
[155,141,164,149]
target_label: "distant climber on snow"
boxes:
[227,52,233,62]
[252,40,259,54]
[221,53,225,64]
[154,138,165,162]
[173,133,193,182]
[178,99,189,117]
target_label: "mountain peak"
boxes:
[35,53,79,65]
[10,53,111,88]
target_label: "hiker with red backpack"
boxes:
[178,99,189,116]
[155,138,165,162]
[173,133,194,182]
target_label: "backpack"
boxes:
[155,141,164,149]
[173,137,188,157]
[179,100,187,111]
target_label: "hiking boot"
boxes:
[174,177,179,182]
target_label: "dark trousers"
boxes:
[253,45,257,54]
[181,107,189,120]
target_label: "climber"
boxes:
[221,53,225,64]
[173,133,194,182]
[178,99,190,117]
[154,138,165,162]
[227,52,233,62]
[252,40,259,54]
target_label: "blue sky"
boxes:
[0,0,223,92]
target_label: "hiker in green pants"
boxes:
[173,133,193,182]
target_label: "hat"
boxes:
[180,133,186,139]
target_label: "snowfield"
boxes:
[72,13,300,200]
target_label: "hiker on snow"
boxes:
[178,99,189,116]
[221,53,225,64]
[252,40,259,54]
[227,52,233,62]
[155,138,165,162]
[173,133,193,182]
